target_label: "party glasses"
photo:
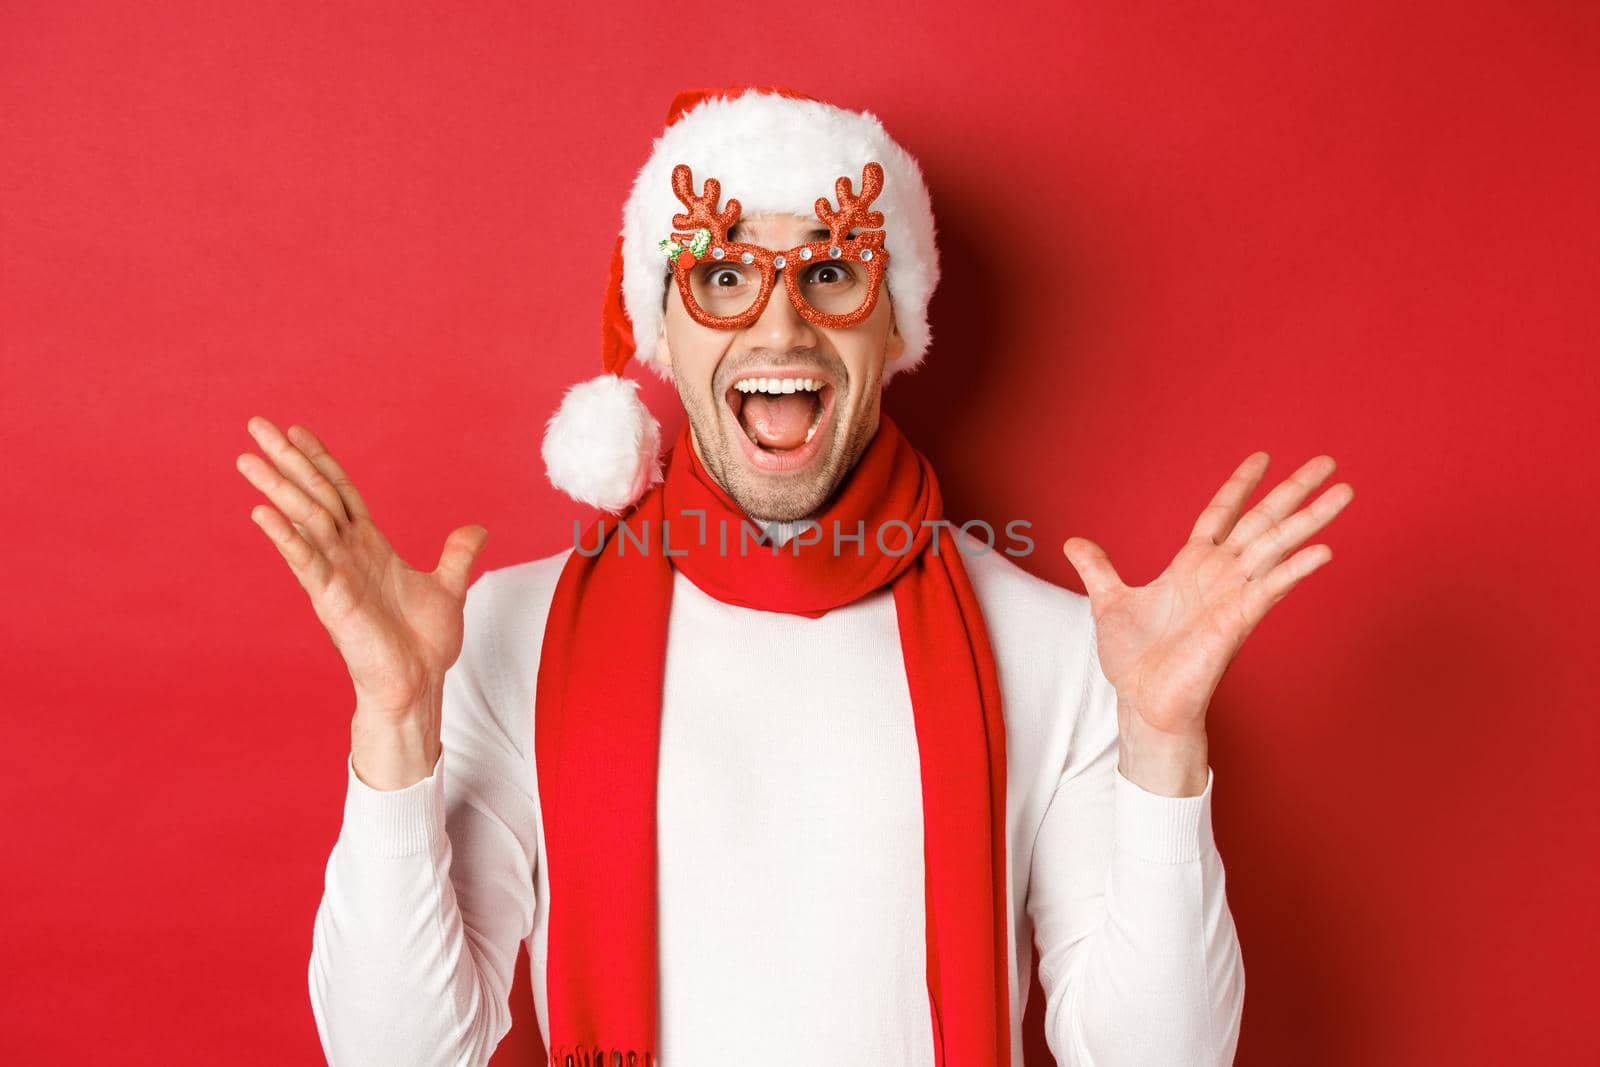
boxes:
[658,161,891,330]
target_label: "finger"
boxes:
[1062,536,1126,602]
[285,423,373,523]
[235,450,342,553]
[1239,542,1333,631]
[1189,452,1271,544]
[1222,454,1336,554]
[434,524,489,600]
[249,503,332,591]
[1239,481,1354,579]
[245,416,351,527]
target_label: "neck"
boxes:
[751,515,820,546]
[684,421,822,543]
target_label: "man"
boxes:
[238,87,1352,1065]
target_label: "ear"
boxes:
[655,323,673,371]
[653,279,681,372]
[884,298,905,363]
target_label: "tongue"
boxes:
[741,392,815,450]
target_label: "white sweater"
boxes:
[308,537,1245,1065]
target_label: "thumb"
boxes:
[435,524,489,600]
[1062,536,1124,602]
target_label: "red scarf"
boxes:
[535,415,1010,1066]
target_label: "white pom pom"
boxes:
[541,374,663,513]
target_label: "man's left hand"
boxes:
[1063,452,1354,796]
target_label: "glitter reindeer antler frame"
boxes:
[658,161,891,330]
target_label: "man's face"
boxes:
[658,212,905,522]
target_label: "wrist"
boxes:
[1117,717,1209,798]
[350,688,442,791]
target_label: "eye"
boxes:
[805,263,851,286]
[708,268,743,288]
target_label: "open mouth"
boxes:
[723,373,835,472]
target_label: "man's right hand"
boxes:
[235,415,489,789]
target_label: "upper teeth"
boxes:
[734,377,825,394]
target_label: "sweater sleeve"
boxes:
[1026,611,1246,1066]
[308,571,541,1066]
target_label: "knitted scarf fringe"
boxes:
[548,1046,654,1067]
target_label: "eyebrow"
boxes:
[728,223,832,242]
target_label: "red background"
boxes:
[3,2,1594,1063]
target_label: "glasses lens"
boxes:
[688,260,762,319]
[795,256,873,318]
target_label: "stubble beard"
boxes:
[677,360,883,523]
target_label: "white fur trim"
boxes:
[541,375,662,513]
[620,90,940,383]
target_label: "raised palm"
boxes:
[1064,452,1353,738]
[235,416,489,716]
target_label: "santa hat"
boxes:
[540,85,942,513]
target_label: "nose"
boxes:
[747,269,819,350]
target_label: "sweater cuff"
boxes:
[1113,764,1214,865]
[339,751,445,858]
